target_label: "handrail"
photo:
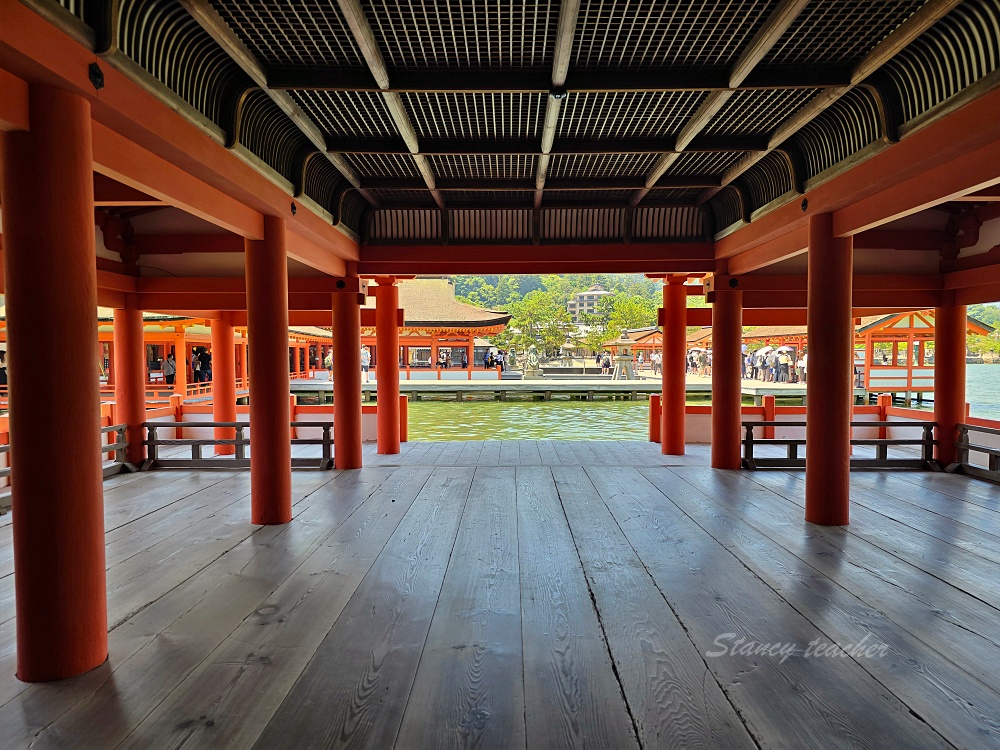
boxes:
[741,419,937,470]
[143,421,334,470]
[953,424,1000,484]
[0,424,134,514]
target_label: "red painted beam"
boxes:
[133,234,245,254]
[134,276,367,294]
[228,309,402,328]
[0,1,359,264]
[944,262,1000,290]
[736,290,943,309]
[833,138,1000,236]
[93,173,165,207]
[726,225,808,275]
[706,273,942,293]
[853,229,948,251]
[715,84,1000,259]
[0,68,29,132]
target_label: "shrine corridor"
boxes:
[1,442,997,749]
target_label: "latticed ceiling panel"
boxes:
[429,155,537,180]
[557,91,707,139]
[666,151,748,176]
[210,0,364,68]
[370,189,439,206]
[645,188,705,203]
[548,153,662,179]
[291,91,398,138]
[444,190,535,204]
[543,190,634,203]
[762,0,927,66]
[573,0,779,68]
[703,88,821,135]
[344,153,420,178]
[404,93,547,138]
[364,0,558,69]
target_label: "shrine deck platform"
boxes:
[1,441,998,749]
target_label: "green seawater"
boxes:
[408,399,655,441]
[404,364,1000,441]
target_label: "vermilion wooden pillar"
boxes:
[374,277,401,454]
[711,287,743,469]
[1,85,107,681]
[212,314,237,456]
[661,276,687,455]
[245,217,292,524]
[934,297,967,466]
[333,287,363,469]
[113,296,147,466]
[806,214,853,526]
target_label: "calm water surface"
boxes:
[406,364,1000,441]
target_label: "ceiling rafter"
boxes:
[534,0,582,210]
[631,0,811,208]
[177,0,378,208]
[335,0,444,209]
[324,135,769,155]
[701,0,966,209]
[267,65,851,93]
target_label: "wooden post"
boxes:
[333,286,363,469]
[374,277,401,454]
[649,394,661,443]
[212,314,237,455]
[763,394,775,439]
[806,214,853,526]
[934,297,967,466]
[2,85,107,681]
[399,394,409,443]
[711,287,743,469]
[661,276,687,454]
[113,297,147,465]
[246,217,292,524]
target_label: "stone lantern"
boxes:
[611,333,635,380]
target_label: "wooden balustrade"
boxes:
[954,423,1000,483]
[742,420,936,470]
[144,421,334,470]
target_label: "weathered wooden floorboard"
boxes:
[498,440,521,466]
[8,469,395,749]
[592,466,953,750]
[639,466,1000,750]
[253,467,474,749]
[516,466,639,750]
[890,469,1000,510]
[117,467,432,749]
[478,440,501,466]
[551,441,578,465]
[534,440,561,465]
[749,470,1000,610]
[517,440,542,466]
[395,466,524,749]
[552,466,755,749]
[456,440,485,465]
[670,468,1000,692]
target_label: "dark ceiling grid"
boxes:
[628,0,812,207]
[705,0,964,212]
[702,88,821,135]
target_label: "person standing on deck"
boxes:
[0,350,7,387]
[163,352,177,386]
[200,348,212,382]
[191,349,202,383]
[360,345,371,383]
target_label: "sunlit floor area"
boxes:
[1,442,998,748]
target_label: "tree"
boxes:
[508,289,573,355]
[597,295,657,339]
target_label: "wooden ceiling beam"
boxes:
[325,135,767,156]
[334,0,444,209]
[709,0,966,204]
[535,0,582,207]
[361,177,720,191]
[266,65,851,93]
[633,0,811,208]
[177,0,375,205]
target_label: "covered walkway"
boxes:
[2,443,998,748]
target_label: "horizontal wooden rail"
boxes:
[0,424,134,514]
[143,421,334,470]
[953,424,1000,484]
[742,420,937,470]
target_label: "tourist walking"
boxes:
[795,354,805,383]
[191,350,202,382]
[360,345,371,383]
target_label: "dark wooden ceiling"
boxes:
[51,0,1000,244]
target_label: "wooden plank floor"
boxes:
[1,441,998,748]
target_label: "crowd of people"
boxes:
[744,345,806,383]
